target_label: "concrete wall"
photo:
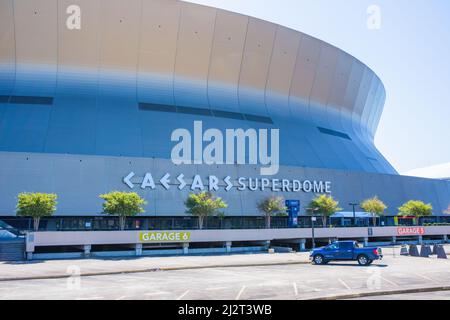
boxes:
[26,226,450,253]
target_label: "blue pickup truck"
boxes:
[310,241,383,266]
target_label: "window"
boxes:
[139,102,274,125]
[339,242,354,250]
[318,127,351,140]
[9,95,53,105]
[328,243,339,250]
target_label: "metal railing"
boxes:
[1,216,450,232]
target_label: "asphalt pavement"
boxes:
[0,249,449,300]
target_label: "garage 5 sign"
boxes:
[397,227,425,236]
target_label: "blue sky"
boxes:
[185,0,450,173]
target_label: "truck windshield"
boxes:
[328,243,339,250]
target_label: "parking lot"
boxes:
[0,249,449,300]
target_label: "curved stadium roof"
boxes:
[0,0,396,174]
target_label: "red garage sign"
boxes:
[397,227,425,236]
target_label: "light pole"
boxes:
[307,207,319,249]
[349,202,358,227]
[311,216,317,249]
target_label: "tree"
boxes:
[257,196,287,229]
[444,204,450,215]
[360,196,387,227]
[185,192,227,230]
[99,191,147,230]
[16,192,57,231]
[398,200,433,224]
[307,195,342,227]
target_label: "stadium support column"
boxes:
[364,237,369,247]
[443,235,448,243]
[25,232,35,260]
[183,243,189,255]
[84,245,91,258]
[392,236,397,245]
[299,239,306,252]
[225,241,232,253]
[135,243,143,256]
[418,235,423,245]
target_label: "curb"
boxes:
[0,260,309,282]
[307,286,450,300]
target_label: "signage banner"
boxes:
[139,231,191,243]
[123,172,332,194]
[397,227,425,236]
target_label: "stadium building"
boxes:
[1,0,449,231]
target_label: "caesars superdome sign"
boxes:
[123,172,332,194]
[122,121,332,194]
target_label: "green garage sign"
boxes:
[139,231,191,243]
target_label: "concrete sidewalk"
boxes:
[0,252,310,281]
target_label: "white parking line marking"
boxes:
[380,276,398,287]
[293,282,298,296]
[414,273,438,283]
[338,278,352,291]
[115,295,127,300]
[235,286,246,300]
[177,290,190,300]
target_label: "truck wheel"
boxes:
[313,254,325,265]
[357,255,370,266]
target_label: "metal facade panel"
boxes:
[238,18,276,116]
[98,0,140,99]
[137,0,181,106]
[13,0,57,96]
[56,0,101,96]
[0,0,15,96]
[173,3,216,109]
[309,43,340,127]
[207,9,248,113]
[265,27,301,119]
[44,95,97,155]
[289,34,320,121]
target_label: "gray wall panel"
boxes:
[0,0,15,96]
[1,152,448,217]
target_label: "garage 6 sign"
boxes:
[139,231,191,243]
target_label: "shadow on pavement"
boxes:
[319,263,388,268]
